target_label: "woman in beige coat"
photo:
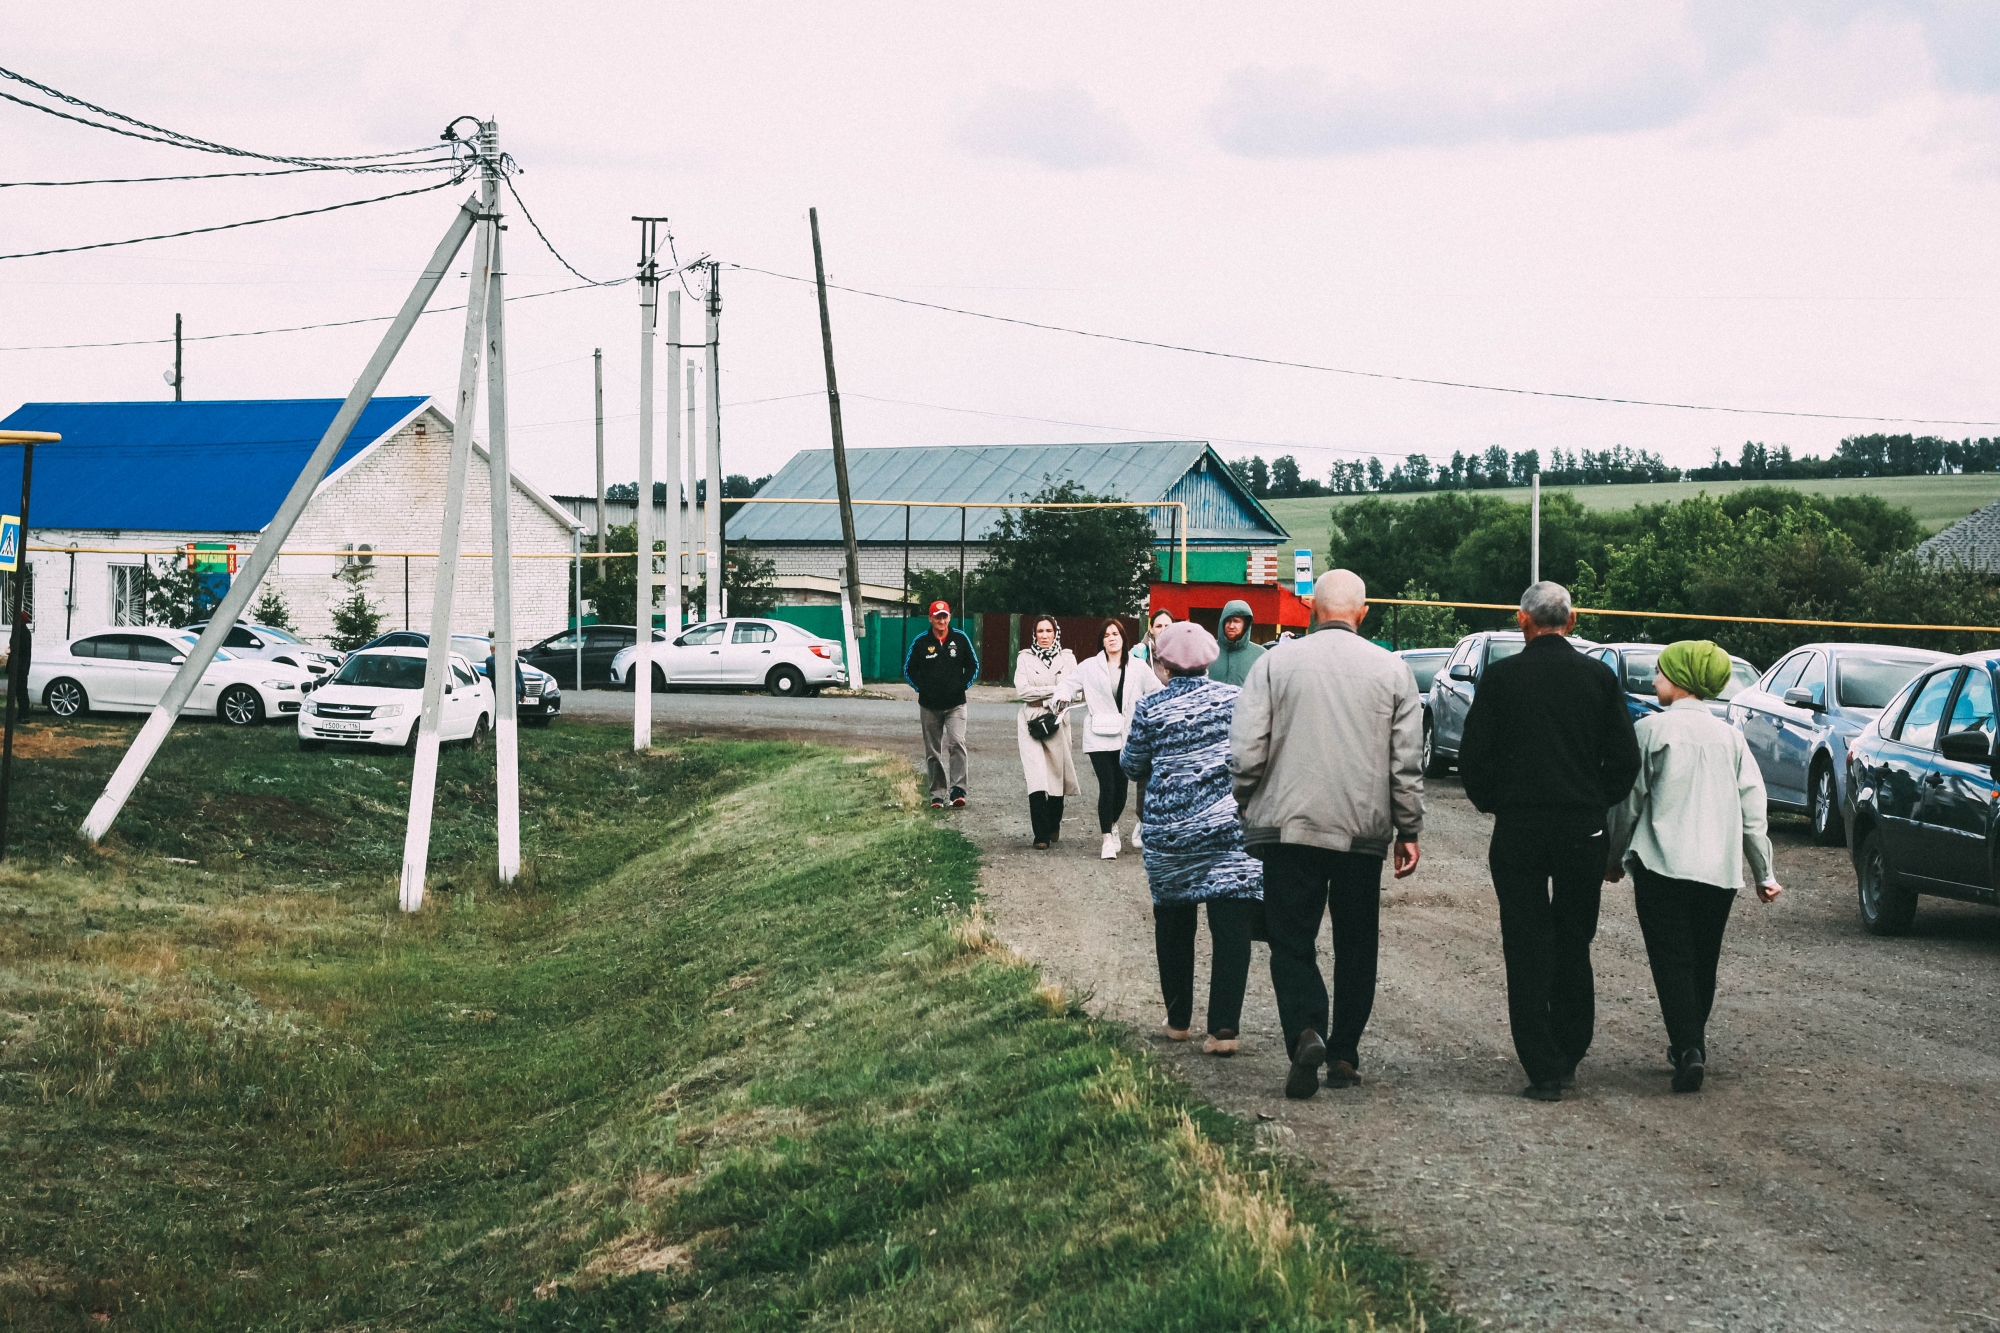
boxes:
[1015,614,1080,849]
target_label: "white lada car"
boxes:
[297,647,493,752]
[609,617,848,697]
[29,627,310,726]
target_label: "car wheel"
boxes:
[298,738,325,752]
[400,723,420,756]
[468,714,490,750]
[218,684,265,727]
[1856,829,1916,936]
[651,665,668,693]
[1421,715,1448,777]
[1809,762,1844,847]
[43,677,88,719]
[768,665,807,698]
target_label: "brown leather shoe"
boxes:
[1325,1060,1360,1088]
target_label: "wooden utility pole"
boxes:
[593,348,605,577]
[810,208,866,642]
[0,429,52,862]
[172,314,183,400]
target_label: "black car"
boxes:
[521,624,663,690]
[1843,651,2000,934]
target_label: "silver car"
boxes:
[611,617,848,697]
[1728,642,1948,846]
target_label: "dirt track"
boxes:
[576,687,2000,1331]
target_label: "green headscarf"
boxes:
[1657,639,1732,700]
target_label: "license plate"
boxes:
[321,721,368,733]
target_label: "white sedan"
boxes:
[30,627,310,726]
[298,647,494,751]
[610,617,848,697]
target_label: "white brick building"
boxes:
[0,397,581,651]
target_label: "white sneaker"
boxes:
[1130,824,1144,851]
[1101,832,1121,859]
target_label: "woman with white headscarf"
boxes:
[1015,613,1080,849]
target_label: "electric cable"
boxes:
[0,172,470,262]
[0,162,461,188]
[501,175,620,286]
[0,65,443,169]
[0,278,628,351]
[730,262,2000,429]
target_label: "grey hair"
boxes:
[1519,580,1573,628]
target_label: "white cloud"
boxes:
[955,84,1140,169]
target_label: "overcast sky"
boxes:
[5,2,1999,499]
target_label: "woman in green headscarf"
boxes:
[1604,640,1783,1094]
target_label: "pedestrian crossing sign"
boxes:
[0,516,18,573]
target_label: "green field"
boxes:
[0,719,1456,1331]
[1262,473,2000,554]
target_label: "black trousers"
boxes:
[1489,820,1607,1085]
[1262,844,1382,1068]
[1027,790,1066,843]
[1631,865,1737,1058]
[1088,751,1129,833]
[1154,897,1254,1035]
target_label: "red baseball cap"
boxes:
[927,600,951,617]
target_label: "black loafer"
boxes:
[1672,1046,1706,1093]
[1326,1060,1360,1088]
[1285,1030,1328,1100]
[1520,1081,1563,1102]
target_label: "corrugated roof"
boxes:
[727,442,1288,545]
[1916,499,2000,573]
[0,397,428,532]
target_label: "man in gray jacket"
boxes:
[1230,568,1424,1099]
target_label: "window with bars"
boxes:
[111,565,146,626]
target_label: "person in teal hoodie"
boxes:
[1209,599,1264,687]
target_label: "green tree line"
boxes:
[1329,486,1997,664]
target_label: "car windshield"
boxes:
[331,655,426,689]
[1618,648,1661,695]
[256,626,304,644]
[1404,653,1449,693]
[1719,660,1759,702]
[451,636,490,656]
[1836,655,1935,709]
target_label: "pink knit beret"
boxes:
[1154,621,1219,671]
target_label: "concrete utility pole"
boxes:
[1530,470,1541,586]
[83,194,482,845]
[661,290,682,634]
[632,217,667,750]
[810,208,866,644]
[486,221,521,885]
[704,261,724,621]
[683,358,696,625]
[593,348,605,577]
[400,133,498,911]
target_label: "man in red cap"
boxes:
[904,600,979,808]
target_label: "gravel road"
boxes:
[571,686,2000,1331]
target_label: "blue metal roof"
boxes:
[0,397,428,532]
[728,443,1289,546]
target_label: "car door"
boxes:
[1920,667,1998,894]
[441,657,479,739]
[1877,667,1959,866]
[61,635,129,707]
[1432,638,1477,752]
[526,631,585,689]
[719,620,781,684]
[126,634,198,712]
[1741,653,1807,795]
[1764,650,1827,807]
[585,627,635,686]
[663,621,725,683]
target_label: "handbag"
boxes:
[1027,709,1061,742]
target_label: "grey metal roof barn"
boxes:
[1916,500,2000,573]
[729,442,1288,547]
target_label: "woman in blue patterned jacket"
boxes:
[1120,620,1263,1055]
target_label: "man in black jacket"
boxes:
[904,600,979,810]
[1458,581,1640,1101]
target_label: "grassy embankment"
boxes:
[1264,471,2000,559]
[0,717,1459,1331]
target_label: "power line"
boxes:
[0,277,624,352]
[729,262,2000,429]
[0,65,445,169]
[0,163,458,189]
[501,175,619,286]
[0,173,469,262]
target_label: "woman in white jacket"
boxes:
[1066,619,1162,858]
[1015,615,1080,850]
